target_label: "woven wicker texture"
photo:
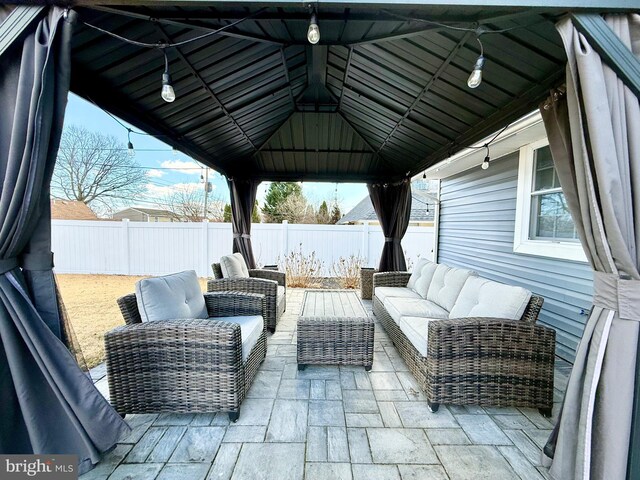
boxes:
[107,291,267,417]
[373,294,554,410]
[209,263,287,332]
[360,268,376,300]
[297,291,374,369]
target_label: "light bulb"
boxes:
[161,73,175,102]
[467,55,485,89]
[307,13,320,44]
[481,156,490,170]
[127,141,135,157]
[422,172,427,179]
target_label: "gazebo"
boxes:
[0,2,638,478]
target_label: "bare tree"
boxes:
[52,125,147,214]
[156,185,225,222]
[278,192,316,223]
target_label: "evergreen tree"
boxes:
[330,203,342,224]
[223,204,232,222]
[316,200,330,224]
[252,199,261,223]
[262,182,303,223]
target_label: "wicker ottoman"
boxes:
[297,291,374,370]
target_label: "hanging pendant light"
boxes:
[161,49,176,103]
[307,11,320,44]
[467,35,485,89]
[127,129,135,157]
[480,145,490,170]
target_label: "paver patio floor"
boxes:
[83,288,570,480]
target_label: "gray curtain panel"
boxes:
[0,7,129,473]
[540,14,640,480]
[367,180,412,272]
[228,177,259,269]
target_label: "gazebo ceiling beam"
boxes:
[154,24,257,152]
[376,30,473,155]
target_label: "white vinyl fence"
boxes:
[51,220,435,277]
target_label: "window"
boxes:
[514,139,587,262]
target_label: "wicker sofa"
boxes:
[106,290,266,422]
[210,256,286,333]
[372,260,555,416]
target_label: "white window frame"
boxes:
[513,138,587,262]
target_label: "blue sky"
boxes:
[63,94,368,214]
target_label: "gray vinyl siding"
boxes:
[437,152,593,363]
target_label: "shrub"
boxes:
[281,244,323,288]
[332,255,365,289]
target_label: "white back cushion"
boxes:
[135,270,207,322]
[413,262,438,298]
[406,258,432,289]
[233,252,250,277]
[220,254,249,278]
[426,265,475,311]
[449,277,532,320]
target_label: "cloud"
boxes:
[160,160,202,175]
[146,182,214,198]
[146,169,165,178]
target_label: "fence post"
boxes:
[121,219,130,275]
[281,220,289,261]
[362,222,370,266]
[202,219,209,277]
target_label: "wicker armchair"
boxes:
[106,291,266,422]
[372,272,555,416]
[209,263,286,333]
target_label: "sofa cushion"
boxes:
[220,254,249,279]
[383,297,449,324]
[413,262,439,298]
[215,315,263,361]
[374,287,422,303]
[406,258,433,289]
[135,270,207,322]
[233,252,250,277]
[277,285,286,303]
[426,265,476,311]
[398,316,437,357]
[449,277,532,320]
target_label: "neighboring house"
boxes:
[51,199,99,220]
[112,207,177,222]
[423,111,592,363]
[338,188,436,226]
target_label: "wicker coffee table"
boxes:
[297,290,374,371]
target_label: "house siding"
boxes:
[437,152,592,362]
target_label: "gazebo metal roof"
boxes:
[67,2,634,181]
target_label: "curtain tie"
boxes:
[593,271,640,321]
[0,258,19,274]
[21,252,54,271]
[384,237,395,243]
[233,234,251,239]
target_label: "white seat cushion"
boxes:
[413,262,438,298]
[406,258,433,289]
[449,277,532,320]
[426,265,476,311]
[277,285,286,302]
[398,316,441,357]
[233,252,250,277]
[135,270,207,322]
[214,315,263,361]
[220,254,249,278]
[383,297,449,324]
[374,287,422,303]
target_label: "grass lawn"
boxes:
[57,274,207,369]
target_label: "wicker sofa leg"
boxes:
[539,407,552,418]
[427,401,440,413]
[229,409,240,422]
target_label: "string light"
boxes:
[307,10,320,44]
[481,144,490,170]
[467,35,485,89]
[161,50,175,102]
[422,171,427,179]
[127,129,135,157]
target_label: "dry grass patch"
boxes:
[57,274,207,369]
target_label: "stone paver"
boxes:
[83,289,570,480]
